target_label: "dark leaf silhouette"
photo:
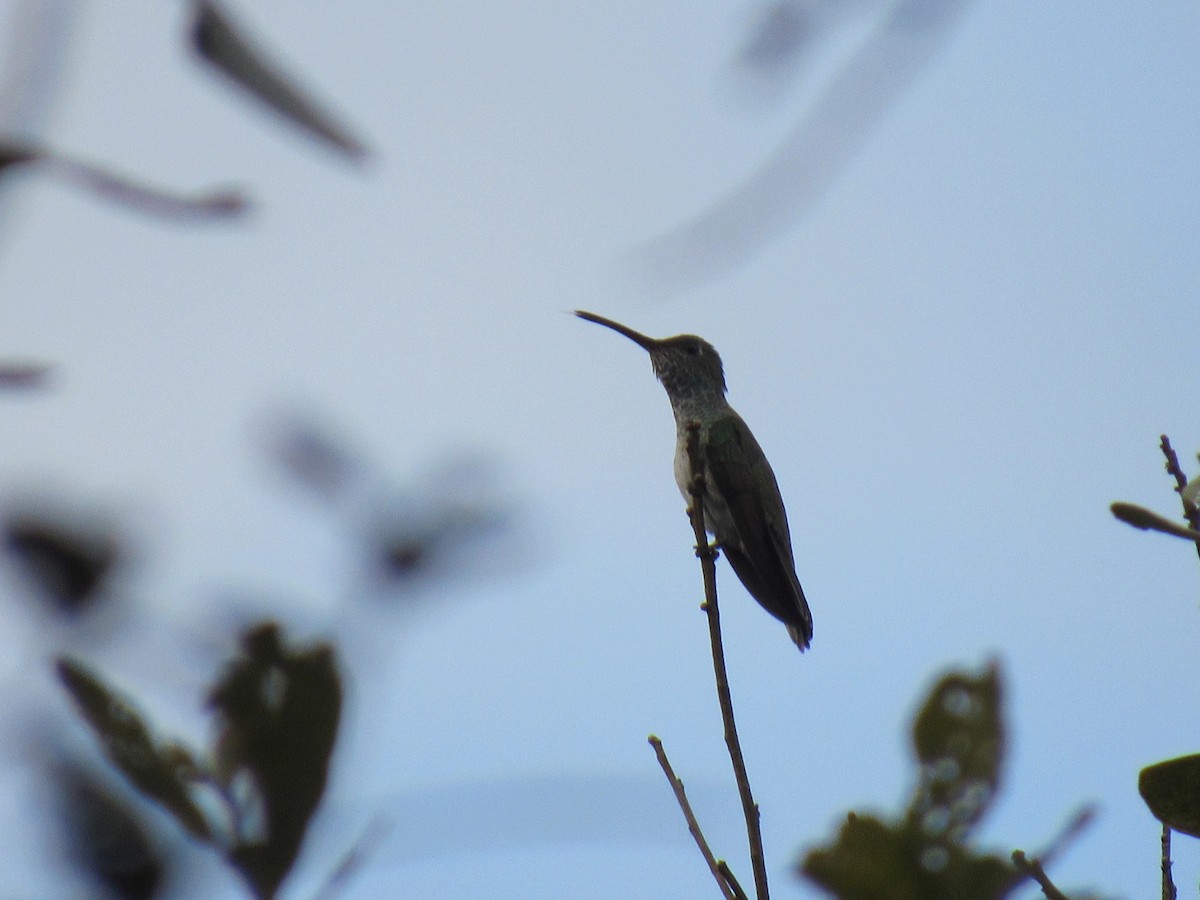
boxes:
[1139,754,1200,839]
[3,510,119,616]
[51,760,169,900]
[803,812,1015,900]
[799,662,1093,899]
[189,1,367,160]
[908,662,1003,845]
[209,622,341,899]
[0,140,248,220]
[55,658,214,841]
[56,623,341,899]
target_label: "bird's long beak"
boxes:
[574,310,660,351]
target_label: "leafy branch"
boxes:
[800,662,1098,899]
[57,621,341,900]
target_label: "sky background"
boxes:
[2,1,1199,897]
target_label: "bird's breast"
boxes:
[673,427,733,539]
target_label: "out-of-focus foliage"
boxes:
[49,757,171,900]
[0,358,52,389]
[0,140,248,220]
[908,665,1003,847]
[739,1,812,74]
[57,621,342,900]
[0,1,367,230]
[1139,755,1200,840]
[209,623,342,899]
[56,658,215,841]
[188,0,367,160]
[634,0,976,290]
[800,662,1086,900]
[265,412,514,590]
[268,415,357,505]
[735,0,866,85]
[2,505,121,617]
[801,812,1014,900]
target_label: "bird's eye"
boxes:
[684,343,700,356]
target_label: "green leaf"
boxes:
[800,663,1030,900]
[1139,754,1200,838]
[800,813,1015,900]
[208,622,342,900]
[55,657,213,841]
[907,661,1004,845]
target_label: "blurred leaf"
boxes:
[0,140,248,220]
[1139,754,1200,838]
[737,0,858,78]
[264,414,516,590]
[42,150,248,219]
[189,1,367,160]
[3,511,119,616]
[632,0,976,290]
[0,143,36,169]
[367,453,514,586]
[908,662,1003,845]
[51,760,169,900]
[797,662,1094,899]
[1110,501,1200,542]
[801,812,1015,900]
[265,414,359,504]
[372,502,508,583]
[741,2,807,66]
[56,658,214,841]
[208,622,341,899]
[0,359,53,389]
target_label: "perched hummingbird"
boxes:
[576,310,813,651]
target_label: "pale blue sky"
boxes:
[2,2,1199,897]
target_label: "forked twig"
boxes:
[684,422,770,900]
[648,735,742,900]
[1011,850,1071,900]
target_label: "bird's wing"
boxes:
[703,416,813,647]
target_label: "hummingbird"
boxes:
[576,310,813,651]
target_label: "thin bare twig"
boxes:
[717,860,750,900]
[1033,804,1096,869]
[1161,823,1177,900]
[311,814,391,900]
[648,735,740,900]
[684,421,770,900]
[1011,850,1071,900]
[1159,435,1200,563]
